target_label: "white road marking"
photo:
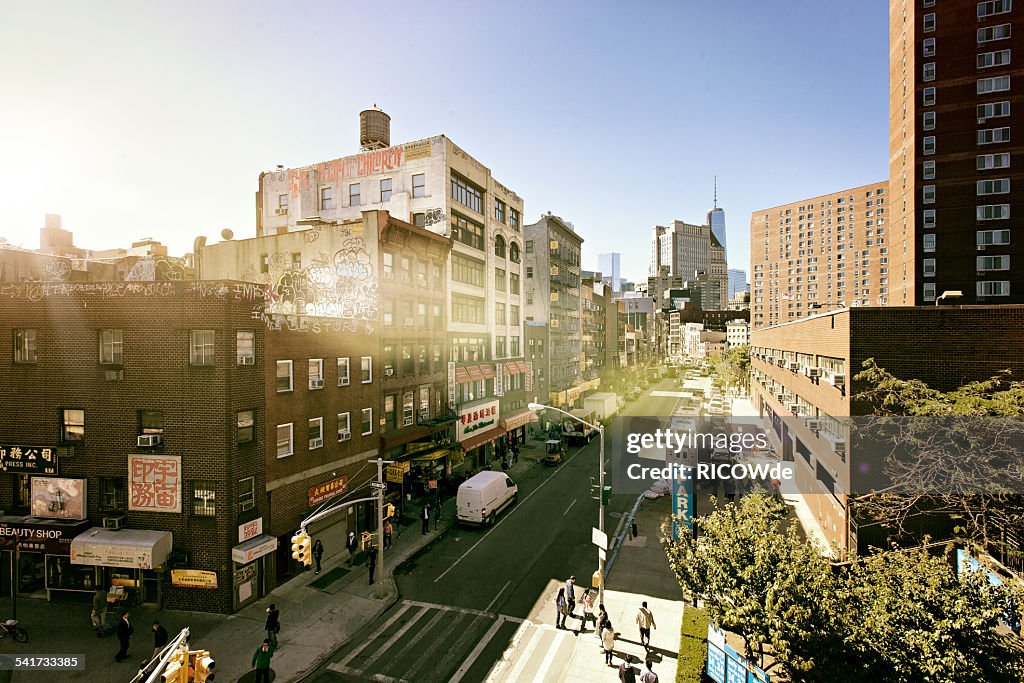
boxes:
[450,615,511,683]
[335,602,413,667]
[353,605,429,669]
[484,580,512,613]
[434,443,590,583]
[325,663,410,682]
[562,498,577,516]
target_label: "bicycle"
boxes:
[0,619,28,643]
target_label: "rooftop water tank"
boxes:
[360,106,391,150]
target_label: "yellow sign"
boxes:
[386,462,411,483]
[404,140,432,161]
[171,569,218,589]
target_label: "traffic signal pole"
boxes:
[369,457,394,599]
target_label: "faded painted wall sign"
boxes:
[128,454,182,513]
[285,145,407,196]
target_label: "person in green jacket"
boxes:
[252,639,275,683]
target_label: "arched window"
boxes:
[494,234,506,259]
[509,241,520,263]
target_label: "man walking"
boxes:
[251,639,275,683]
[640,661,659,682]
[91,587,107,631]
[565,576,576,617]
[383,519,393,549]
[636,601,656,650]
[367,544,377,585]
[421,504,430,534]
[265,604,280,648]
[312,538,324,574]
[346,530,358,565]
[151,621,168,659]
[114,611,134,662]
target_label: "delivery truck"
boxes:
[456,471,518,526]
[584,392,619,421]
[563,409,598,444]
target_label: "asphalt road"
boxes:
[304,382,683,683]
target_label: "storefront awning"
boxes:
[460,425,507,453]
[504,362,522,375]
[467,365,484,381]
[500,408,534,432]
[0,516,91,554]
[455,366,471,384]
[381,425,434,450]
[231,535,278,564]
[411,449,448,462]
[70,527,173,570]
[516,360,529,373]
[479,364,495,380]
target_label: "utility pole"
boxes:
[368,457,394,599]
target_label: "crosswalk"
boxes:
[485,621,580,682]
[325,600,522,683]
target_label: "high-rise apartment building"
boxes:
[727,268,749,299]
[648,220,728,307]
[889,0,1023,306]
[597,252,622,292]
[749,181,890,329]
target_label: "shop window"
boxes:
[192,481,216,517]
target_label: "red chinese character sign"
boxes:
[457,400,500,442]
[128,455,182,513]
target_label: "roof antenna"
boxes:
[713,175,718,209]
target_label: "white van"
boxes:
[457,471,518,526]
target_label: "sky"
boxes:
[0,0,890,283]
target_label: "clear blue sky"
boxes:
[0,0,889,283]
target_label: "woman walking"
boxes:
[576,588,594,635]
[602,626,617,666]
[555,587,568,629]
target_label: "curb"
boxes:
[604,493,646,578]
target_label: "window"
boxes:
[360,408,373,436]
[978,229,1011,245]
[417,302,427,327]
[923,87,936,107]
[978,0,1012,19]
[433,304,442,328]
[308,358,324,389]
[510,272,520,295]
[412,173,425,198]
[923,62,935,82]
[978,127,1011,145]
[419,385,430,422]
[277,194,288,211]
[923,12,935,31]
[978,153,1011,170]
[978,101,1011,119]
[509,242,520,263]
[978,280,1011,296]
[978,255,1011,271]
[13,329,36,364]
[337,357,350,386]
[923,111,935,130]
[978,203,1011,221]
[403,391,414,427]
[494,199,506,224]
[978,178,1011,195]
[923,234,936,253]
[510,305,520,326]
[276,360,293,392]
[401,344,413,373]
[923,283,937,301]
[13,475,29,510]
[238,476,254,511]
[349,183,361,207]
[383,251,394,279]
[923,185,936,204]
[978,24,1011,43]
[276,423,293,457]
[62,409,84,442]
[510,208,520,230]
[190,330,215,366]
[525,239,533,253]
[260,254,269,273]
[527,290,534,304]
[923,160,936,179]
[977,76,1011,94]
[380,178,392,202]
[413,212,426,227]
[452,294,485,324]
[496,336,506,357]
[923,136,936,155]
[450,174,483,213]
[451,253,485,287]
[494,234,506,258]
[237,409,255,444]
[923,38,936,58]
[495,303,506,325]
[511,336,520,356]
[361,356,372,383]
[192,481,216,517]
[923,209,936,229]
[450,213,485,250]
[320,186,334,210]
[139,410,164,435]
[978,49,1012,69]
[417,260,428,287]
[291,252,301,270]
[526,266,533,279]
[495,268,506,291]
[308,417,323,449]
[96,328,124,365]
[99,478,126,512]
[337,412,351,441]
[236,330,255,365]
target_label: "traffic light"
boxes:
[602,485,612,506]
[195,651,215,682]
[290,530,312,566]
[384,503,395,519]
[159,651,187,683]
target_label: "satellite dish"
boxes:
[220,229,234,240]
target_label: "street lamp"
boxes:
[935,290,963,306]
[528,402,606,606]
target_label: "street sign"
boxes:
[370,482,386,491]
[592,527,608,550]
[599,547,607,561]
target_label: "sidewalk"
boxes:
[487,494,685,683]
[0,456,536,683]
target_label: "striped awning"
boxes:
[504,362,522,375]
[479,364,495,380]
[455,366,471,384]
[467,365,484,381]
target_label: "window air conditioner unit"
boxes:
[309,379,324,389]
[310,438,323,449]
[137,434,162,447]
[787,403,800,415]
[806,367,821,378]
[978,245,986,251]
[103,516,125,530]
[338,430,351,441]
[275,208,288,216]
[104,369,124,381]
[239,356,255,365]
[384,367,395,377]
[787,361,800,372]
[831,373,846,389]
[775,393,786,403]
[806,418,823,432]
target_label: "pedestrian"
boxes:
[114,610,133,662]
[312,538,324,574]
[640,661,659,683]
[384,519,393,549]
[636,601,656,650]
[91,586,107,631]
[421,504,430,534]
[346,530,358,565]
[251,638,275,683]
[265,603,280,648]
[576,587,594,635]
[555,587,568,629]
[597,604,610,643]
[619,659,638,683]
[367,544,377,585]
[434,498,441,530]
[152,621,168,659]
[565,575,576,615]
[602,626,617,666]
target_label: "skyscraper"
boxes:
[727,268,748,299]
[707,178,727,262]
[597,252,622,292]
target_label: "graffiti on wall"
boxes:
[125,256,187,282]
[42,258,72,281]
[0,281,272,302]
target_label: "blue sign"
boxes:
[707,624,771,683]
[707,644,726,683]
[957,549,1021,635]
[671,467,695,541]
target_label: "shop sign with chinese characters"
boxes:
[308,476,348,506]
[457,401,500,442]
[0,445,58,475]
[171,569,218,589]
[238,518,263,544]
[128,455,182,513]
